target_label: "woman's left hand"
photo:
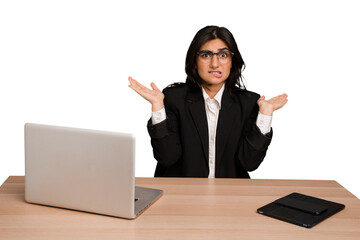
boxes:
[257,93,288,116]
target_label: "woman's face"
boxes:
[196,38,232,89]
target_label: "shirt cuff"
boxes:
[151,107,166,125]
[256,112,272,135]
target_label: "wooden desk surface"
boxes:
[0,176,359,240]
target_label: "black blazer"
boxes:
[147,85,272,178]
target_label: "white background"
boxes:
[1,0,359,198]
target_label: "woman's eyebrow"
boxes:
[199,48,230,52]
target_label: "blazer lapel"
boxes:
[216,89,238,170]
[186,89,209,162]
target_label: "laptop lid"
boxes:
[25,123,160,219]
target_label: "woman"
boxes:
[128,25,288,178]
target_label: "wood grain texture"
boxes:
[0,176,359,240]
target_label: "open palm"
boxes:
[257,93,288,116]
[128,77,164,112]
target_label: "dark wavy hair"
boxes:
[184,25,246,91]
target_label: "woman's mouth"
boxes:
[209,71,222,78]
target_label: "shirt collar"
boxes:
[202,84,225,109]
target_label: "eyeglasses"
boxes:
[196,49,234,64]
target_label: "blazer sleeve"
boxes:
[147,90,182,167]
[237,94,273,171]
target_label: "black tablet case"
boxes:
[257,192,345,228]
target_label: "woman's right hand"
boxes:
[128,76,165,112]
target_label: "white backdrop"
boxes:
[1,0,359,198]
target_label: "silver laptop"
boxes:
[24,123,163,219]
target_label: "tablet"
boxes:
[257,192,345,228]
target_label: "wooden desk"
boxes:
[0,176,359,239]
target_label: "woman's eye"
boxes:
[220,52,229,58]
[201,53,210,58]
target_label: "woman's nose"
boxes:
[210,55,220,68]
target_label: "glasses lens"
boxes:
[218,50,232,64]
[198,51,213,63]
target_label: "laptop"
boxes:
[257,192,345,228]
[24,123,163,219]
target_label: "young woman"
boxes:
[129,26,288,178]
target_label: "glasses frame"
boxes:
[196,49,234,64]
